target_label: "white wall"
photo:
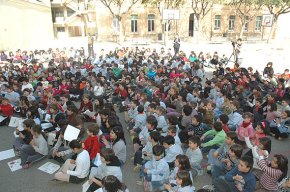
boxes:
[0,0,54,51]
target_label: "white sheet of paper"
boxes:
[82,180,90,192]
[44,114,51,122]
[13,131,19,138]
[93,153,102,167]
[0,115,7,123]
[38,162,60,174]
[64,125,80,141]
[9,117,21,127]
[83,110,95,118]
[0,149,15,161]
[41,123,53,130]
[17,119,25,131]
[7,159,22,172]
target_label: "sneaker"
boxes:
[207,165,211,171]
[15,150,21,157]
[49,179,64,184]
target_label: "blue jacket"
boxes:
[225,167,256,192]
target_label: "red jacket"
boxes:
[83,135,100,160]
[79,101,93,112]
[0,104,13,117]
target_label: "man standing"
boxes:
[88,33,94,57]
[235,38,242,65]
[173,34,180,56]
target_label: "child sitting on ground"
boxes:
[211,144,243,180]
[185,136,203,172]
[257,154,288,191]
[213,155,256,192]
[0,97,14,126]
[200,122,226,153]
[207,131,237,174]
[141,145,170,191]
[236,112,255,145]
[83,123,100,161]
[163,135,184,168]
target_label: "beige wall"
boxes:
[0,0,54,51]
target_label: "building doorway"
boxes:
[189,13,195,37]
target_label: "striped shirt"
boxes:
[258,158,283,191]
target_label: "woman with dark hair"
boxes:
[102,126,127,165]
[53,139,90,184]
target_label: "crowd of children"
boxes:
[0,46,290,192]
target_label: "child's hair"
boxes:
[176,170,193,187]
[258,136,271,152]
[231,100,240,109]
[256,121,269,135]
[100,148,116,162]
[213,122,223,132]
[50,103,59,111]
[31,123,42,134]
[193,114,203,124]
[87,123,99,136]
[268,103,277,112]
[229,144,243,159]
[242,112,253,119]
[137,105,144,113]
[152,145,165,157]
[111,126,126,145]
[188,136,201,147]
[69,139,82,149]
[240,155,254,171]
[67,105,78,113]
[149,131,160,142]
[183,105,193,116]
[274,154,288,182]
[176,154,191,171]
[82,94,90,100]
[226,131,237,142]
[147,103,156,110]
[219,114,229,124]
[146,115,158,128]
[107,116,121,128]
[167,116,179,125]
[102,175,127,192]
[23,119,36,129]
[163,135,175,145]
[156,106,165,115]
[168,125,177,134]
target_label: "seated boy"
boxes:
[141,145,170,191]
[213,155,256,192]
[200,122,226,153]
[162,135,183,168]
[211,144,243,180]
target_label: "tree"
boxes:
[191,0,214,22]
[227,0,263,38]
[99,0,140,42]
[263,0,290,42]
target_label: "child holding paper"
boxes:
[20,125,48,168]
[14,119,35,155]
[0,97,13,126]
[53,139,90,184]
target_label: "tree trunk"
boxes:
[118,19,124,44]
[267,19,277,43]
[239,22,246,39]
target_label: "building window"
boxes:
[131,15,138,33]
[54,9,64,17]
[244,16,249,31]
[164,22,171,31]
[112,16,120,32]
[214,15,221,30]
[229,15,235,31]
[148,14,155,32]
[57,27,65,32]
[255,16,262,31]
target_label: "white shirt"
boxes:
[67,150,90,178]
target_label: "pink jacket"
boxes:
[236,122,255,141]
